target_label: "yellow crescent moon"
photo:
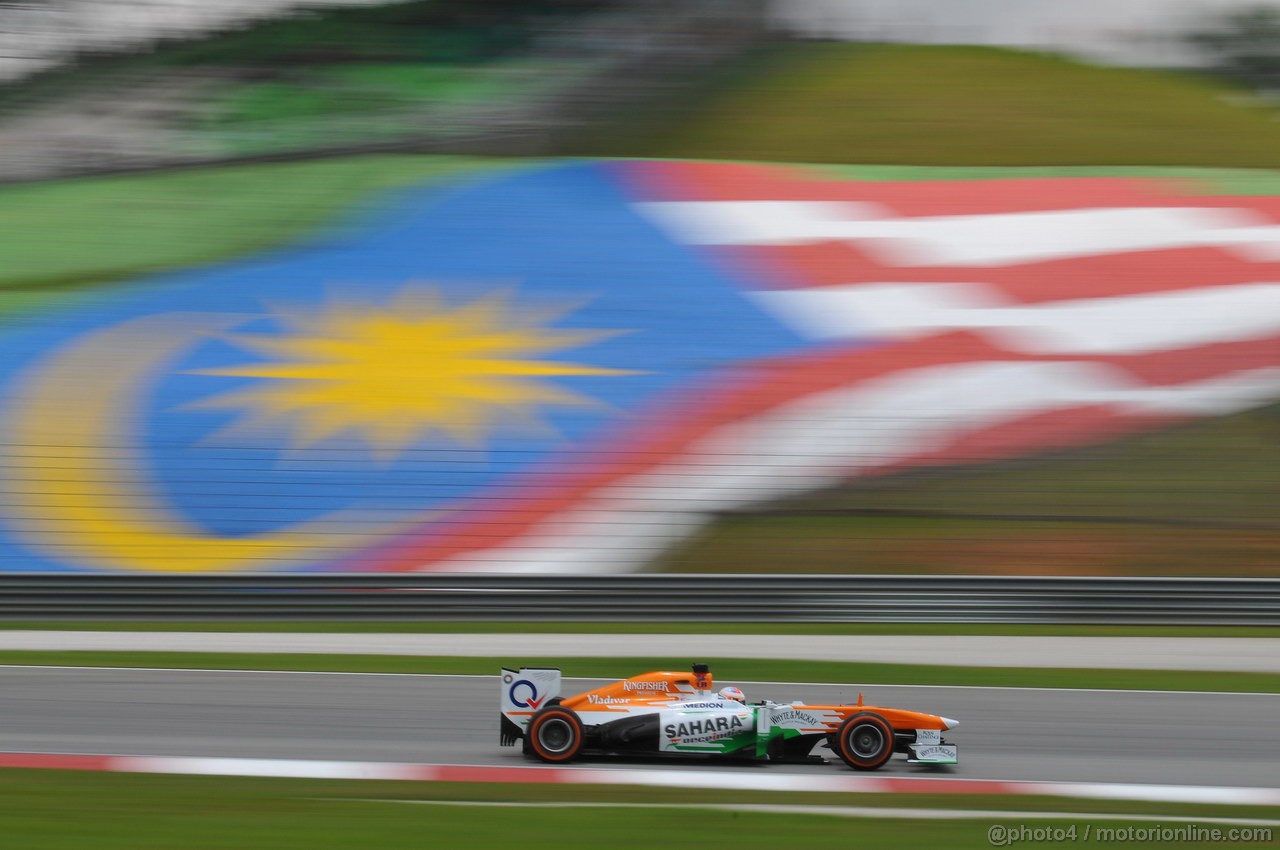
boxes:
[3,313,394,573]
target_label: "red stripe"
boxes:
[0,752,116,771]
[429,765,569,784]
[620,161,1172,214]
[721,242,1280,302]
[624,160,1280,220]
[1109,334,1278,385]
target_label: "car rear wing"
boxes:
[499,667,562,746]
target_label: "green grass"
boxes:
[0,1,595,160]
[201,61,546,128]
[0,0,555,114]
[1,621,1276,637]
[816,163,1280,194]
[657,404,1280,576]
[607,43,1280,167]
[147,6,525,69]
[193,59,592,156]
[661,515,1280,576]
[3,652,1277,693]
[0,154,496,310]
[6,770,1269,850]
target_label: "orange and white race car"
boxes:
[500,663,958,770]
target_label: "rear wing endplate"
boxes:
[499,667,562,745]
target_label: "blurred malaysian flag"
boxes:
[0,160,1275,574]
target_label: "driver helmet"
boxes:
[718,686,746,704]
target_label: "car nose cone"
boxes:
[940,716,959,730]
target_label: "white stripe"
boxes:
[635,200,888,245]
[749,281,1280,354]
[1117,367,1280,415]
[113,755,419,780]
[635,201,1280,266]
[1031,783,1280,807]
[857,207,1265,267]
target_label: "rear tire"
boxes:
[526,706,584,763]
[834,712,894,771]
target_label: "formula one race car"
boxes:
[500,663,958,770]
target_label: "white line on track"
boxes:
[348,800,1280,826]
[1,665,1276,697]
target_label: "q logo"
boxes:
[508,679,544,710]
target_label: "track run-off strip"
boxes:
[1,633,1277,672]
[2,665,1278,696]
[2,752,1277,807]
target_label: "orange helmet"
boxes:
[718,686,746,704]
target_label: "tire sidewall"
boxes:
[835,712,894,771]
[527,706,584,763]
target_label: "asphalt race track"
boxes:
[2,667,1278,788]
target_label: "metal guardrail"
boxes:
[0,575,1278,623]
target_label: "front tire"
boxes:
[526,706,584,763]
[834,712,894,771]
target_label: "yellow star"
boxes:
[191,287,635,459]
